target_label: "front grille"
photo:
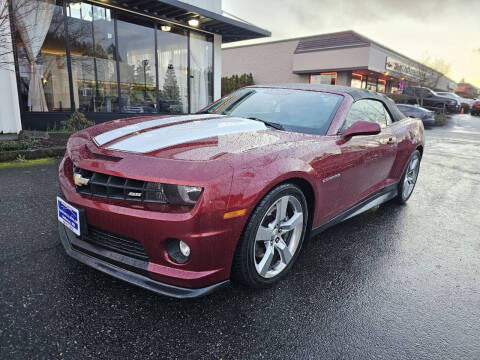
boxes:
[74,166,165,202]
[81,226,149,261]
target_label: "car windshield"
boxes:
[198,88,343,135]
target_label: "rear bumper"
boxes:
[58,223,229,298]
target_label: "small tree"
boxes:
[422,55,451,90]
[60,111,94,132]
[0,0,11,69]
[162,64,181,103]
[0,0,38,70]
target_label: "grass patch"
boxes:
[48,129,74,134]
[0,157,54,169]
[0,139,39,151]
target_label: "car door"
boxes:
[333,99,398,211]
[419,88,436,108]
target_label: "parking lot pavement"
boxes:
[1,114,479,359]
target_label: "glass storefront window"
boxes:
[117,14,157,114]
[310,73,337,85]
[92,6,118,112]
[157,25,188,114]
[190,32,213,112]
[378,81,386,93]
[68,2,118,112]
[14,3,216,116]
[366,76,378,91]
[14,0,70,112]
[351,76,362,89]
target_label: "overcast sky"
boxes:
[222,0,480,87]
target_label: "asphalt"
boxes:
[1,115,479,359]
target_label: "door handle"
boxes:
[387,137,395,145]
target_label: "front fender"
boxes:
[227,155,317,218]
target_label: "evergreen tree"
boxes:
[221,73,254,96]
[162,64,181,104]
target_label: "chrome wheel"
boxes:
[403,154,420,199]
[253,195,304,278]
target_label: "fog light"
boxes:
[166,238,191,264]
[179,240,190,257]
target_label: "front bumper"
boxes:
[446,104,460,113]
[58,223,229,298]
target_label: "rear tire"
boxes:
[395,150,421,204]
[231,183,309,288]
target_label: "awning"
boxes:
[101,0,271,43]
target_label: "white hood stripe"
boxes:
[106,118,267,153]
[94,114,220,146]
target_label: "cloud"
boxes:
[223,0,480,85]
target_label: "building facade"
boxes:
[0,0,270,133]
[455,83,479,98]
[223,31,457,95]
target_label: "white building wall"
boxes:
[368,45,391,74]
[0,2,22,134]
[293,46,370,73]
[223,40,306,84]
[179,0,222,13]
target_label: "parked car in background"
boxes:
[57,84,424,298]
[437,92,473,107]
[397,104,436,126]
[403,86,460,114]
[471,99,480,116]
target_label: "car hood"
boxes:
[436,95,458,104]
[73,114,305,162]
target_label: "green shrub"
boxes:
[434,113,447,126]
[0,139,39,152]
[60,112,94,132]
[386,93,410,104]
[460,103,470,114]
[221,73,254,97]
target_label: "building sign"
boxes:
[456,84,470,93]
[385,57,422,79]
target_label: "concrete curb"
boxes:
[0,147,66,163]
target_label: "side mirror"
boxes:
[341,121,381,142]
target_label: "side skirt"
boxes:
[310,182,398,237]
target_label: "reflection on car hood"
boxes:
[85,114,302,161]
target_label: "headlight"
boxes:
[144,182,203,206]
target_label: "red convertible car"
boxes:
[57,84,424,298]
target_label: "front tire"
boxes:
[231,183,309,288]
[395,150,421,204]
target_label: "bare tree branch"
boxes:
[0,0,40,70]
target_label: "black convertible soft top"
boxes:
[252,83,407,122]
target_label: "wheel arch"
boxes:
[274,177,315,232]
[229,176,315,285]
[416,145,424,157]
